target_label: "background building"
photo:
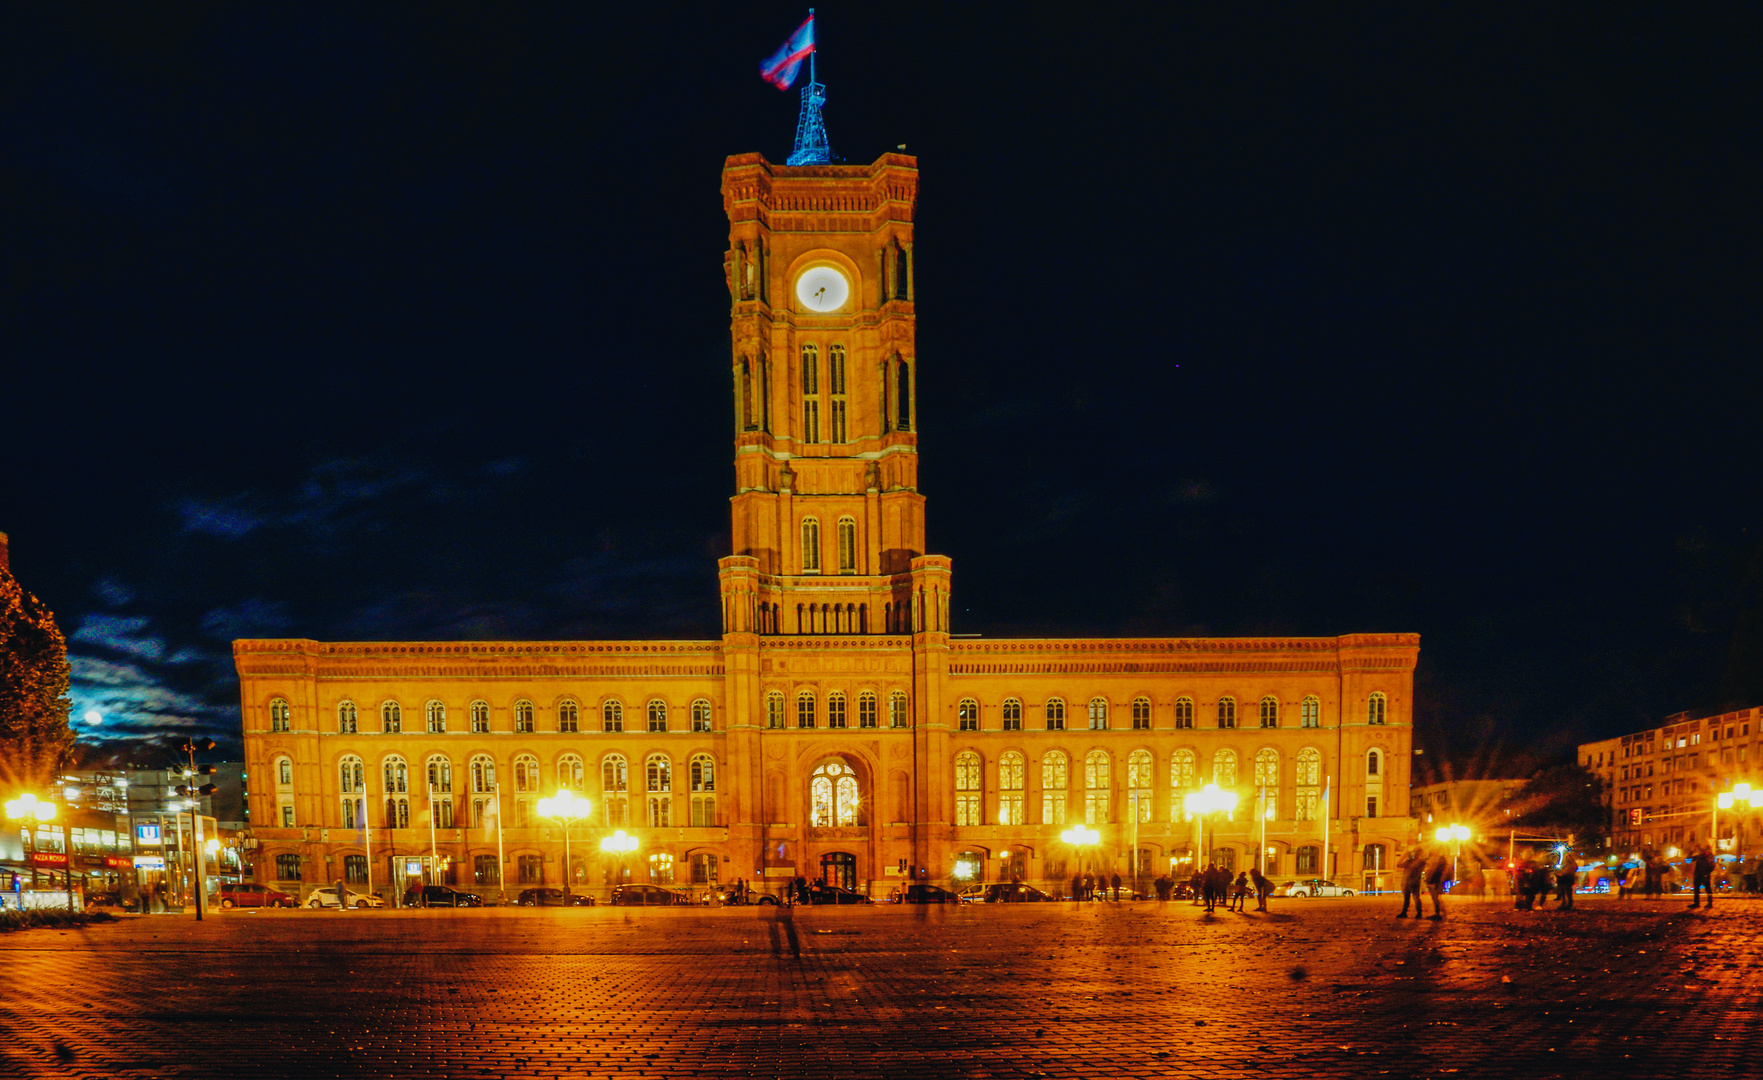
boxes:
[236,153,1419,902]
[1589,705,1763,858]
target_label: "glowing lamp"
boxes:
[1184,782,1237,817]
[536,790,592,822]
[1060,825,1100,847]
[4,794,56,822]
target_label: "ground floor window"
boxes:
[518,854,543,884]
[691,853,719,884]
[343,855,368,884]
[649,852,675,884]
[822,852,856,890]
[690,795,716,827]
[275,853,302,881]
[1295,845,1318,874]
[474,854,500,885]
[1044,857,1067,882]
[1211,847,1236,872]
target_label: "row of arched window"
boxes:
[765,689,909,729]
[799,516,860,575]
[311,697,715,735]
[950,693,1388,731]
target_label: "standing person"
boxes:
[1556,852,1578,910]
[1396,848,1426,918]
[1690,847,1716,909]
[1250,867,1272,911]
[1189,869,1205,906]
[1071,873,1084,903]
[1423,852,1448,920]
[1230,872,1249,912]
[1111,872,1122,902]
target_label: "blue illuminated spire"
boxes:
[786,46,832,165]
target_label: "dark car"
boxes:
[980,882,1055,903]
[516,887,593,907]
[894,884,961,904]
[406,884,483,908]
[807,883,872,905]
[217,882,297,909]
[610,884,687,906]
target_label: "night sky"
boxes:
[5,6,1756,771]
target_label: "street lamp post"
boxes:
[1715,783,1763,863]
[1060,825,1100,900]
[1435,824,1471,885]
[1184,783,1238,871]
[536,791,593,903]
[4,793,66,911]
[600,829,638,898]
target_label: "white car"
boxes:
[1282,878,1355,898]
[306,886,384,909]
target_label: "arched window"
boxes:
[557,753,584,792]
[1127,750,1153,823]
[426,756,454,827]
[797,691,816,729]
[1295,748,1322,822]
[1301,695,1320,728]
[337,700,358,733]
[382,756,409,828]
[827,692,848,729]
[1260,696,1279,728]
[426,700,447,734]
[1045,697,1066,731]
[273,757,292,787]
[602,699,623,733]
[470,700,490,733]
[999,751,1025,825]
[837,516,857,573]
[647,700,668,733]
[810,760,861,827]
[829,344,847,443]
[857,691,878,728]
[1368,692,1387,725]
[1364,843,1389,873]
[1170,749,1196,793]
[1213,748,1238,788]
[958,698,979,732]
[1217,697,1237,729]
[1174,697,1194,730]
[801,517,821,573]
[954,751,982,826]
[1088,697,1108,731]
[513,755,539,793]
[801,343,820,442]
[470,754,495,794]
[601,754,628,827]
[270,698,291,732]
[1002,698,1023,731]
[765,691,786,729]
[646,755,672,826]
[896,358,912,431]
[1041,751,1068,825]
[383,756,408,793]
[888,690,909,728]
[338,755,364,829]
[689,753,716,827]
[1366,748,1382,776]
[514,699,534,733]
[1083,751,1111,824]
[381,700,402,733]
[557,699,579,733]
[1132,697,1151,731]
[692,699,712,732]
[1254,749,1279,819]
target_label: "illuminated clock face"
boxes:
[795,266,850,313]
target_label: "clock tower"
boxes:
[717,152,949,640]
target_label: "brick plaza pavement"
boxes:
[2,894,1761,1079]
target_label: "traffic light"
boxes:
[193,738,217,753]
[174,786,190,797]
[196,783,218,797]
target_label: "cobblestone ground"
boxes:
[1,894,1760,1079]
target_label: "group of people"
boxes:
[1068,871,1124,901]
[1510,852,1579,910]
[1396,847,1451,919]
[1176,865,1272,912]
[1616,847,1719,907]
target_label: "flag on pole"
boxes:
[760,14,816,90]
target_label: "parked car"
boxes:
[957,885,988,904]
[979,882,1056,903]
[893,884,961,904]
[306,886,384,909]
[610,884,688,906]
[1281,878,1355,898]
[217,882,297,909]
[517,887,595,907]
[716,885,779,906]
[808,883,872,905]
[405,884,483,908]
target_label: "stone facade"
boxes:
[235,153,1419,900]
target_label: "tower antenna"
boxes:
[786,10,832,165]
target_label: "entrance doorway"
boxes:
[821,851,856,890]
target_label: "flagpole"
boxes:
[1322,775,1332,881]
[494,782,506,906]
[427,784,439,896]
[809,9,816,85]
[363,790,374,905]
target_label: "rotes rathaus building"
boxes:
[235,140,1420,900]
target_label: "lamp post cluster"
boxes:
[536,791,592,902]
[1715,783,1763,856]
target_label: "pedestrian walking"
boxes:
[1250,867,1272,911]
[1556,853,1578,910]
[1230,872,1249,912]
[1189,870,1205,906]
[1111,873,1122,902]
[1423,853,1448,919]
[1396,848,1426,917]
[1690,847,1716,909]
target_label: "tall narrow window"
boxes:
[646,755,672,827]
[1368,692,1387,725]
[1170,749,1196,796]
[690,754,717,827]
[896,358,912,431]
[1001,698,1022,731]
[270,698,291,732]
[557,754,584,791]
[1041,751,1068,825]
[1174,697,1194,730]
[801,518,821,573]
[1254,749,1279,819]
[1088,697,1109,731]
[857,691,878,728]
[1301,696,1320,728]
[1213,748,1238,788]
[1127,750,1153,823]
[602,755,628,827]
[836,517,857,574]
[958,698,979,732]
[513,755,539,793]
[1045,698,1066,731]
[691,699,712,732]
[801,343,820,442]
[1367,749,1381,776]
[1260,696,1279,728]
[337,701,358,734]
[426,700,446,734]
[1083,751,1111,825]
[766,691,786,730]
[1132,697,1152,730]
[647,700,668,733]
[888,690,909,728]
[999,751,1025,825]
[797,691,816,729]
[558,700,579,733]
[427,756,454,827]
[383,756,409,828]
[470,754,495,794]
[1217,697,1237,729]
[954,751,982,826]
[827,692,847,729]
[810,761,860,827]
[514,700,534,733]
[381,701,401,734]
[602,699,623,733]
[470,700,490,733]
[829,343,847,442]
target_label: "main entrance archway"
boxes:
[821,851,856,890]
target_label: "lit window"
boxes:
[557,753,584,791]
[801,344,820,442]
[470,754,495,794]
[889,690,909,728]
[602,699,623,733]
[513,755,539,793]
[692,699,712,732]
[1213,748,1238,788]
[1084,751,1111,824]
[958,698,979,732]
[1002,698,1023,731]
[1041,752,1068,825]
[470,700,490,733]
[1170,749,1196,796]
[514,700,534,733]
[270,698,291,733]
[601,755,628,827]
[426,700,446,734]
[810,760,860,827]
[689,754,716,827]
[999,751,1025,825]
[829,344,847,442]
[381,701,402,733]
[646,755,672,827]
[1127,750,1153,823]
[766,691,786,730]
[955,751,982,826]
